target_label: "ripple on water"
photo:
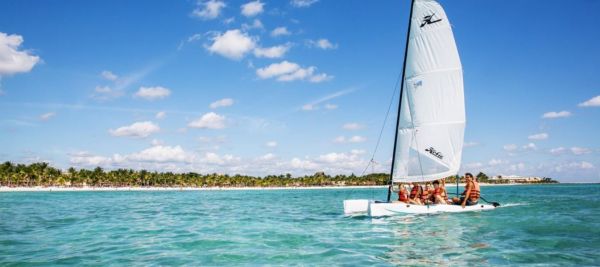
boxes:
[0,185,599,266]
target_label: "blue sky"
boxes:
[1,0,599,182]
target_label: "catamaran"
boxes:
[343,0,497,216]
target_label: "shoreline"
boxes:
[0,183,554,192]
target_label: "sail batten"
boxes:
[392,0,465,183]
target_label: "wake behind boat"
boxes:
[344,0,498,216]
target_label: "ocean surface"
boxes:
[1,184,599,266]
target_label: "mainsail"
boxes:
[392,0,465,183]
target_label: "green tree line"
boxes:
[0,162,557,188]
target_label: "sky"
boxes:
[0,0,599,182]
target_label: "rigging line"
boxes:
[359,71,403,177]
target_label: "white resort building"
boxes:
[490,175,542,183]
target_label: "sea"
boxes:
[1,184,599,266]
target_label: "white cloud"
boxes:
[271,27,291,37]
[342,123,364,130]
[528,133,549,140]
[128,145,192,163]
[256,60,332,82]
[550,147,567,155]
[307,38,337,50]
[324,103,337,110]
[553,161,595,172]
[39,112,56,121]
[291,0,318,8]
[542,110,571,119]
[134,86,171,100]
[503,144,518,152]
[242,19,264,30]
[201,152,240,165]
[571,146,592,155]
[91,86,124,101]
[266,141,278,147]
[188,112,226,129]
[209,98,234,109]
[333,135,366,143]
[258,153,276,161]
[253,44,290,58]
[69,152,113,167]
[155,111,166,119]
[578,95,600,107]
[206,29,257,60]
[223,17,235,24]
[241,0,265,17]
[290,157,319,170]
[101,70,118,81]
[509,162,526,172]
[192,0,226,20]
[0,32,40,76]
[109,121,160,138]
[522,143,537,151]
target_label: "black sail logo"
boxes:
[420,13,442,28]
[425,147,444,159]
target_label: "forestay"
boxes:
[392,0,465,183]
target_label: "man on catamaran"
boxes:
[452,173,480,207]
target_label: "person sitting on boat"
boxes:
[431,180,448,204]
[421,182,434,204]
[397,184,409,203]
[452,173,480,207]
[408,182,423,205]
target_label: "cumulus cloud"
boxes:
[256,60,332,82]
[209,98,234,109]
[271,27,291,37]
[578,95,600,107]
[109,121,160,138]
[302,104,316,111]
[307,38,337,50]
[39,112,56,121]
[155,111,166,119]
[134,86,171,100]
[553,161,595,172]
[241,0,265,17]
[291,0,319,7]
[0,32,40,76]
[101,70,118,81]
[201,152,240,165]
[549,147,567,155]
[570,146,592,155]
[192,0,226,20]
[69,152,114,167]
[266,141,278,147]
[488,158,507,166]
[253,44,290,58]
[206,29,257,60]
[528,133,548,141]
[128,145,192,163]
[188,112,226,129]
[241,19,264,30]
[542,110,571,119]
[342,123,364,130]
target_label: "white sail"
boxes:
[392,0,465,183]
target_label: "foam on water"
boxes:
[0,184,599,266]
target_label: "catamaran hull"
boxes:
[343,199,496,217]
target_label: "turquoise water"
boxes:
[1,184,599,266]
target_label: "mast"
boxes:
[387,0,416,202]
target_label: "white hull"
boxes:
[343,199,496,217]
